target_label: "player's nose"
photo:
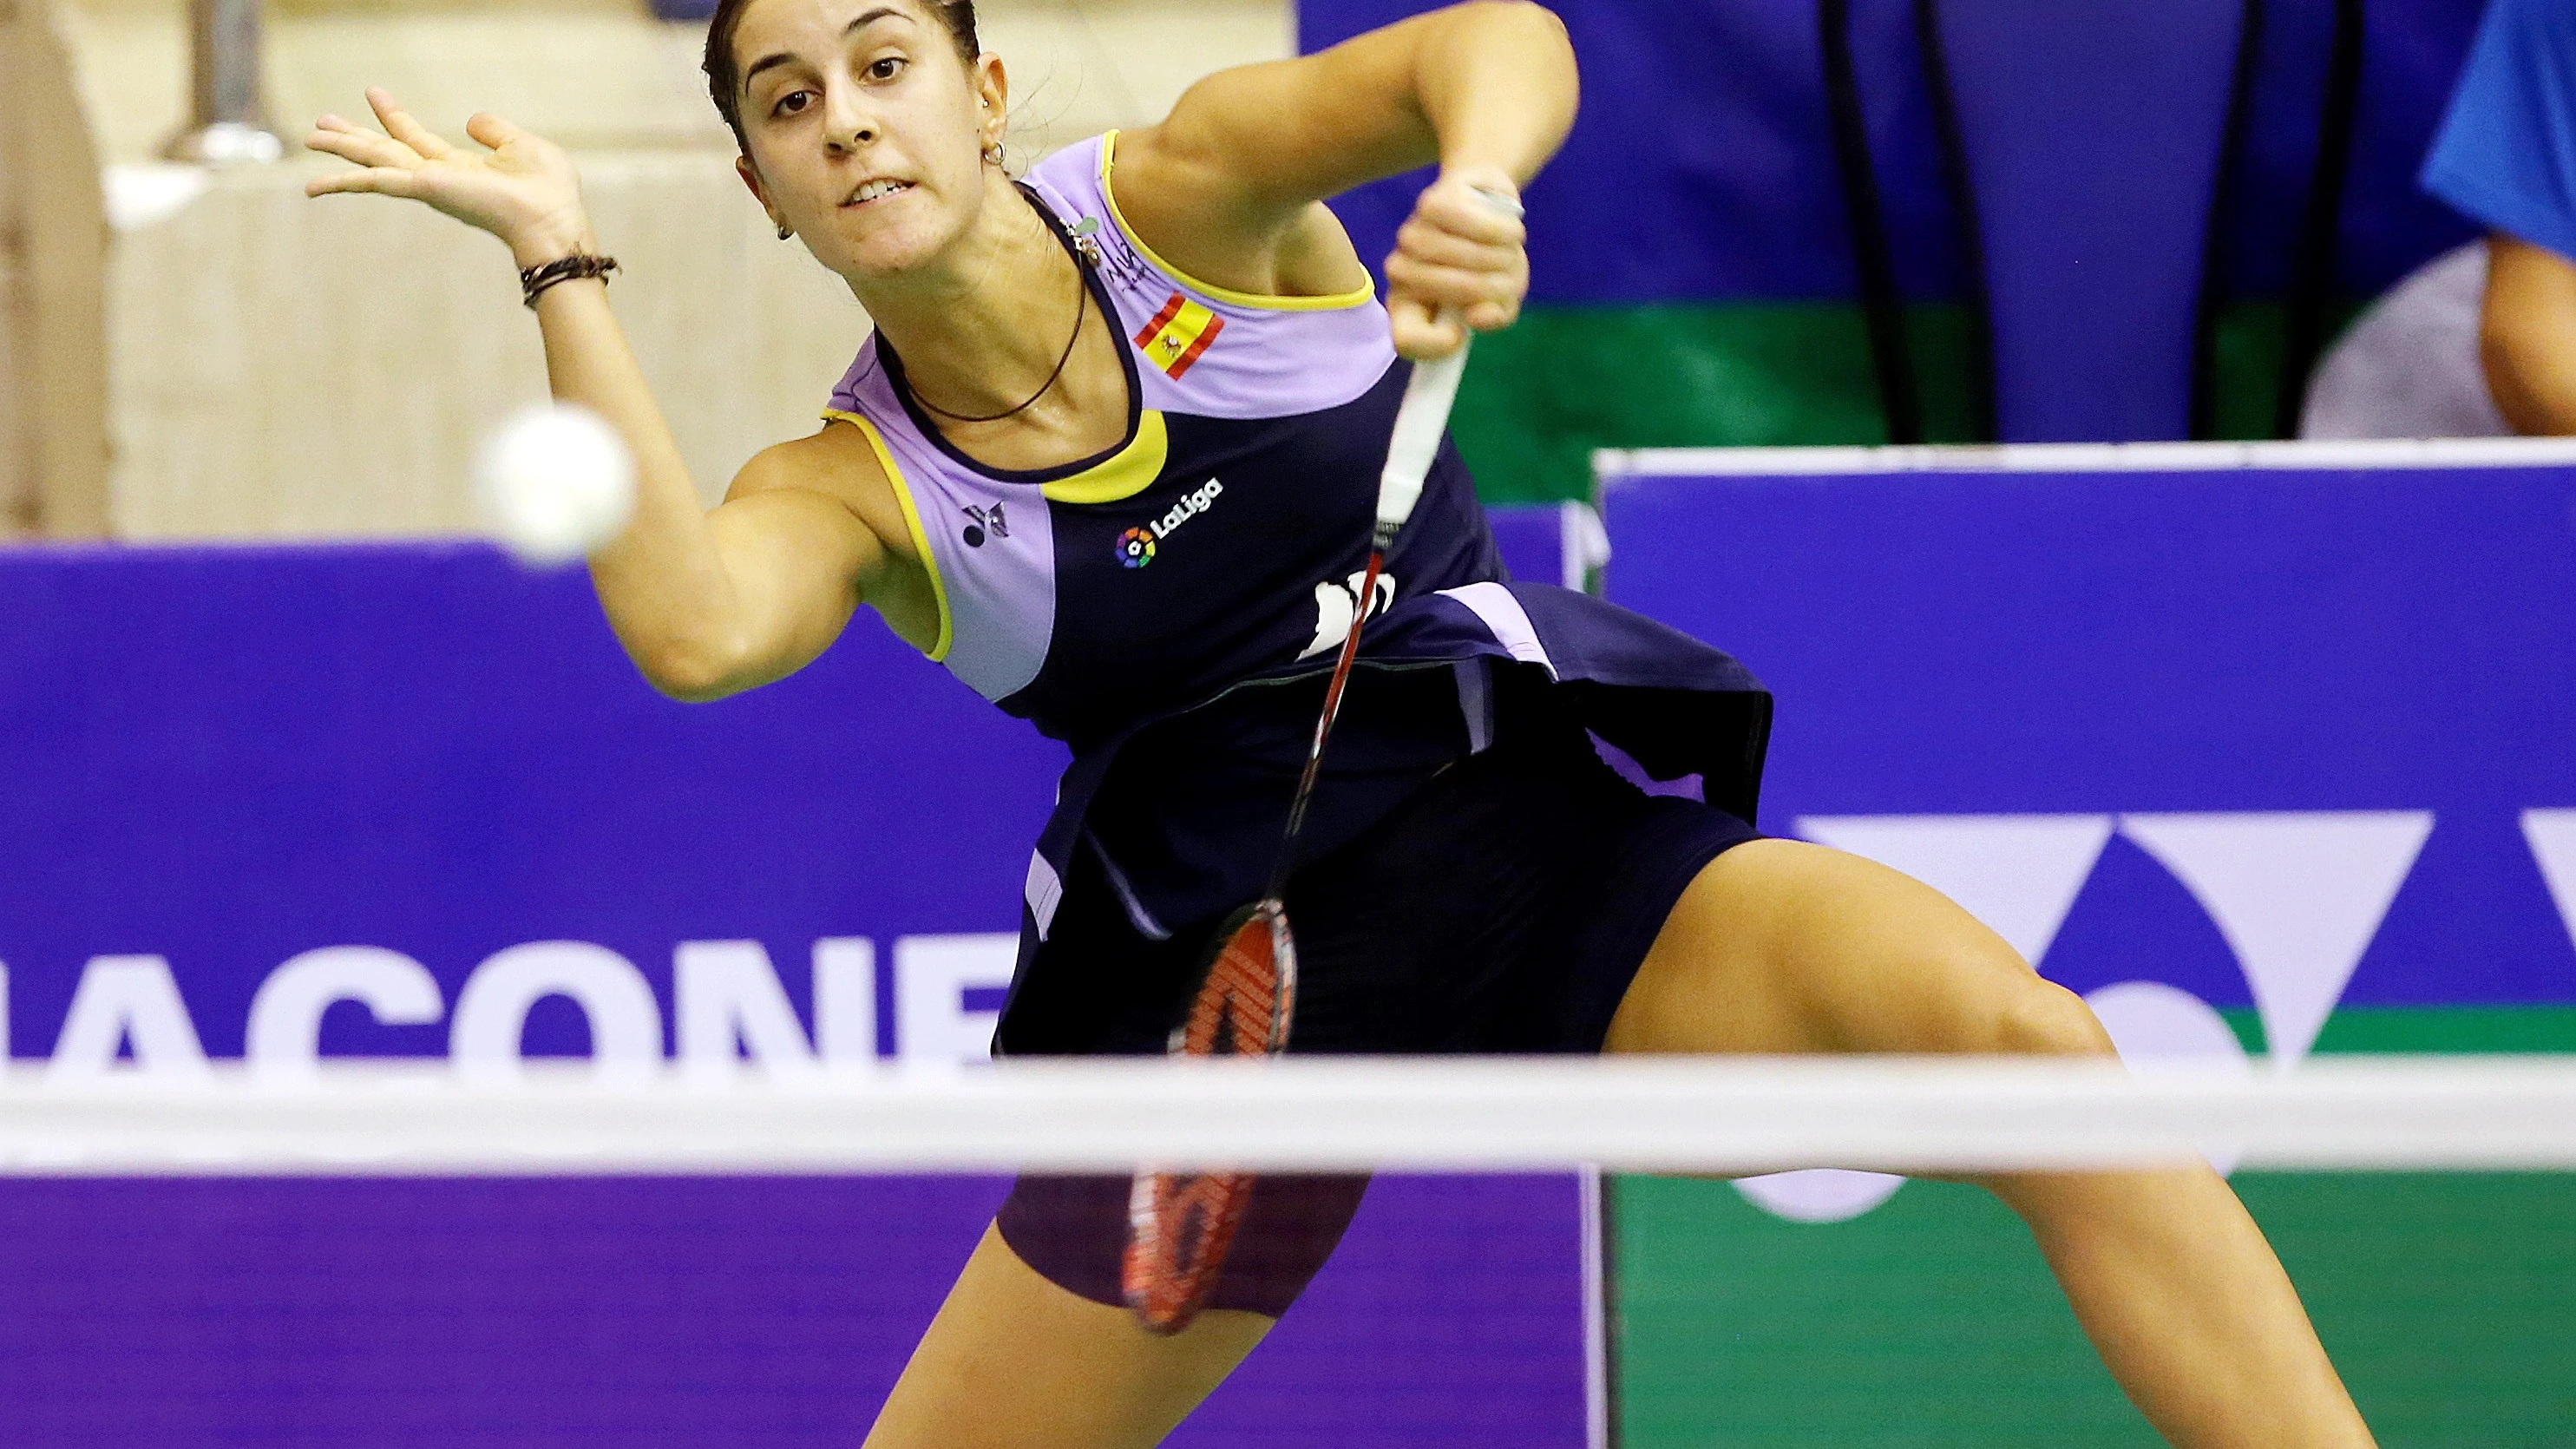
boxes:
[823,82,878,154]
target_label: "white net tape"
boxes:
[3,1056,2573,1176]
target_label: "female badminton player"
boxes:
[305,2,2375,1444]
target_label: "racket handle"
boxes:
[1375,185,1519,541]
[1375,338,1468,541]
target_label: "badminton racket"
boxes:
[1122,318,1478,1334]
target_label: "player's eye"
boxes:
[771,89,816,118]
[865,56,907,82]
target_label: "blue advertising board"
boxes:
[1599,441,2576,1145]
[0,515,1590,1446]
[1593,444,2576,1442]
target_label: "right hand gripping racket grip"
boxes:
[1373,184,1520,543]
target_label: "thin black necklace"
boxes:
[905,225,1089,426]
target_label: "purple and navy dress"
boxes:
[823,134,1773,1315]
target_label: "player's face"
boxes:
[731,0,996,279]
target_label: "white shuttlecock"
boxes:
[477,403,638,567]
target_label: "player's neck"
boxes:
[854,175,1085,417]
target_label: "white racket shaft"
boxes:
[1375,344,1467,536]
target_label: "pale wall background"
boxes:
[19,0,1292,540]
[3,0,110,538]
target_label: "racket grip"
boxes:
[1375,339,1468,540]
[1374,184,1520,541]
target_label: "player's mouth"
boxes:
[842,179,915,208]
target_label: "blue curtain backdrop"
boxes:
[1299,0,2488,304]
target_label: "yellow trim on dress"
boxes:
[1098,131,1376,313]
[1039,410,1169,505]
[822,409,953,662]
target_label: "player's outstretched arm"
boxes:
[1114,1,1576,358]
[305,89,887,702]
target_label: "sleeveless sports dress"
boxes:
[823,134,1774,1315]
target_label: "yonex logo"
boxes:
[1300,568,1398,659]
[1736,809,2478,1224]
[1112,479,1224,567]
[960,502,1007,548]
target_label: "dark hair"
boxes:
[703,0,980,154]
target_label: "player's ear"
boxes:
[735,154,783,231]
[974,53,1008,130]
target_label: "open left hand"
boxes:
[305,88,597,269]
[1383,167,1529,361]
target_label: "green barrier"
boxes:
[1459,302,2363,504]
[1613,1006,2576,1447]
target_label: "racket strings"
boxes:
[1123,1170,1255,1333]
[1177,904,1295,1058]
[1127,905,1297,1332]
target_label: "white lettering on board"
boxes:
[246,946,443,1079]
[893,934,1017,1068]
[49,955,210,1078]
[449,941,662,1082]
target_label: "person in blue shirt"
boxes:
[2422,0,2576,433]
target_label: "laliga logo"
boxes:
[1734,809,2576,1224]
[1114,479,1225,567]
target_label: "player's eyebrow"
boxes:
[741,7,911,95]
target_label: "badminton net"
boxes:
[0,1056,2569,1449]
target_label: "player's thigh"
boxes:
[1603,838,2112,1058]
[866,1224,1272,1449]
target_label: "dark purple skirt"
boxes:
[994,688,1760,1315]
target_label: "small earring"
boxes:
[777,224,793,240]
[982,140,1005,167]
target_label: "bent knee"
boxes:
[1989,980,2115,1059]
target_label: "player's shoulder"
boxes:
[1076,128,1373,310]
[731,418,888,502]
[724,418,914,556]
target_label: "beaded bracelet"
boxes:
[520,253,620,309]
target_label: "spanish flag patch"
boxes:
[1134,292,1224,379]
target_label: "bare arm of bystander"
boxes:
[2481,232,2576,434]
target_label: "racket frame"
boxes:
[1123,331,1478,1334]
